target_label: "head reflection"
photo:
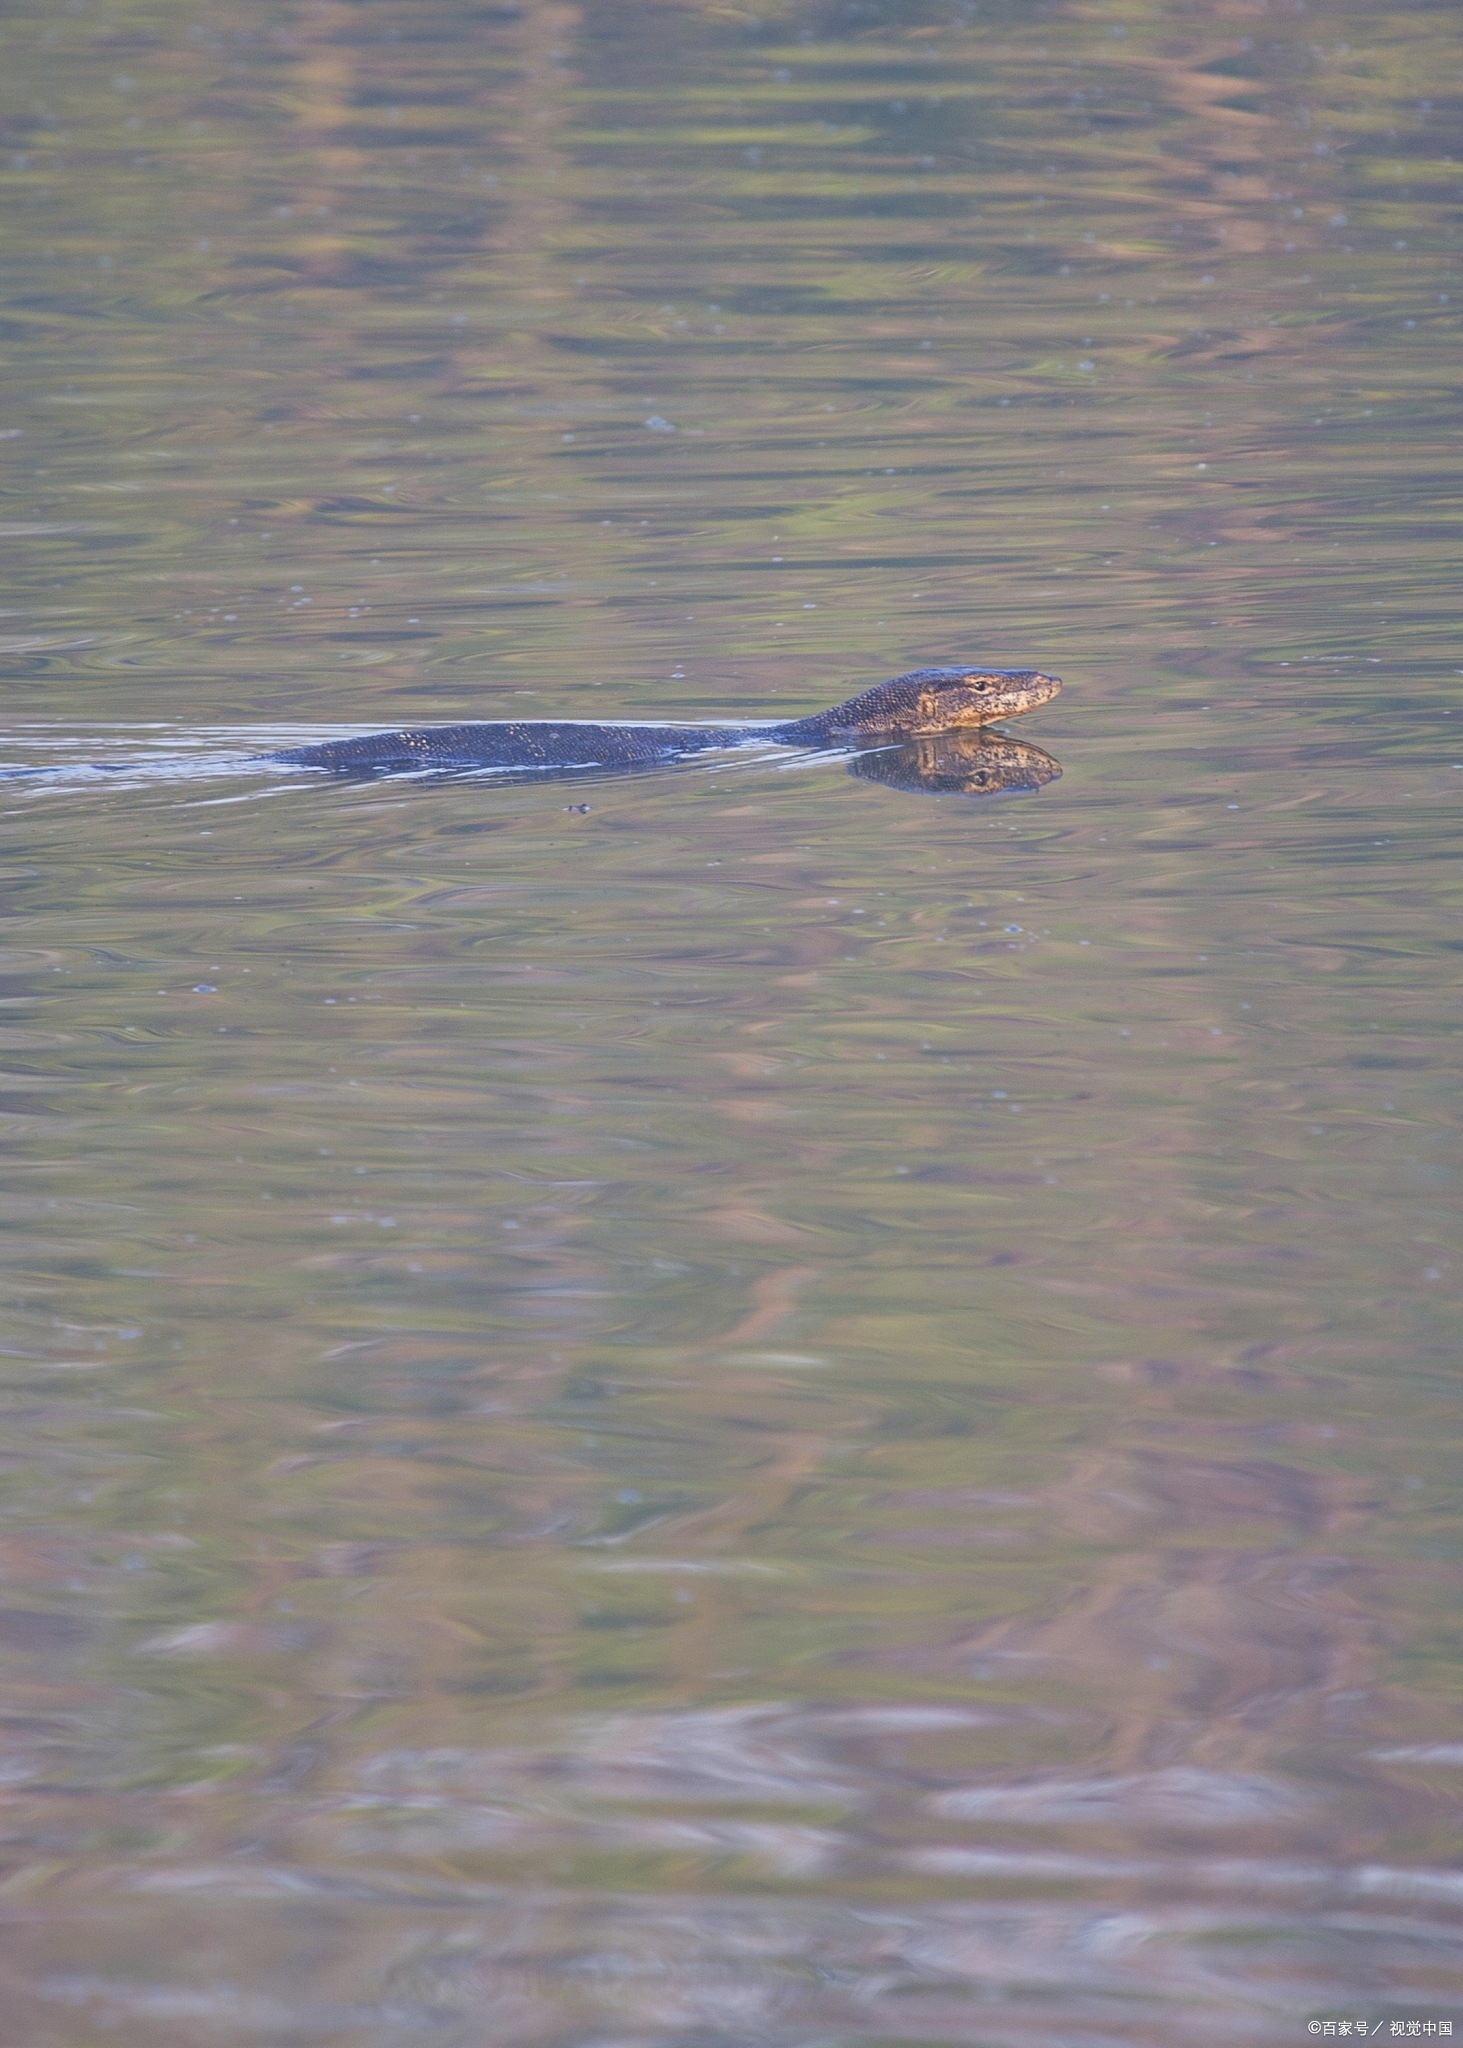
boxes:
[848,731,1062,797]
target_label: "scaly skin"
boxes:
[268,666,1060,776]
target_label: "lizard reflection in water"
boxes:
[269,666,1060,783]
[848,731,1060,797]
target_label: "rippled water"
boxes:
[1,1,1460,2041]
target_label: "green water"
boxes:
[0,1,1459,2040]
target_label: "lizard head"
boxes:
[898,667,1062,731]
[828,667,1061,737]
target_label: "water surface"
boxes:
[0,0,1460,2040]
